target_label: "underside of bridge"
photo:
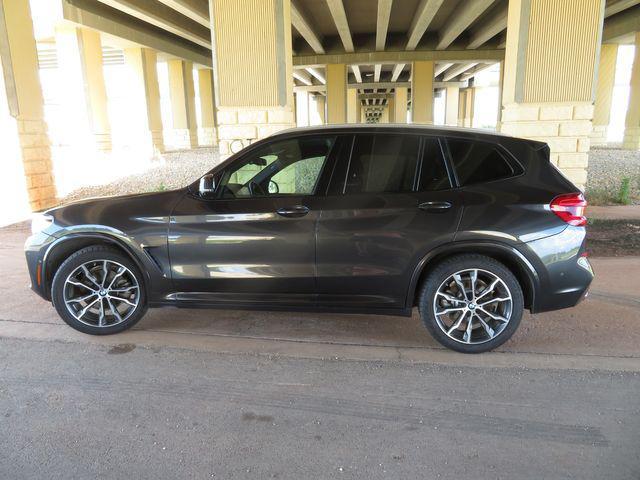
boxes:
[2,0,640,214]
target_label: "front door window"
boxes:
[218,136,336,199]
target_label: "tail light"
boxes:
[550,193,587,226]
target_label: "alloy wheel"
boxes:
[62,259,140,328]
[432,268,513,345]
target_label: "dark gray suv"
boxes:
[25,125,593,353]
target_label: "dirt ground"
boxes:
[586,219,640,257]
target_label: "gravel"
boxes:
[61,147,219,203]
[587,146,640,203]
[59,144,640,205]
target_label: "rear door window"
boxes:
[446,139,516,186]
[344,134,420,194]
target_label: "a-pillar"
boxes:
[210,0,295,158]
[623,34,640,149]
[123,48,164,154]
[411,61,434,124]
[394,87,408,123]
[445,86,459,126]
[167,60,197,149]
[197,68,217,146]
[591,44,617,146]
[0,0,56,210]
[499,0,603,189]
[55,25,111,152]
[327,64,347,124]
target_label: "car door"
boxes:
[168,134,338,307]
[315,133,463,310]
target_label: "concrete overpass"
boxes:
[2,0,640,212]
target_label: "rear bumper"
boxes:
[523,226,593,313]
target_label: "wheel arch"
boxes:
[42,233,150,301]
[406,242,539,311]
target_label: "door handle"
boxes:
[276,205,310,218]
[418,201,452,212]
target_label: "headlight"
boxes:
[31,213,53,235]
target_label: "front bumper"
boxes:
[24,231,56,300]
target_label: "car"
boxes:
[24,125,594,353]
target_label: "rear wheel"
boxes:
[51,245,147,335]
[418,254,523,353]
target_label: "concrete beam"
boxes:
[467,6,507,49]
[603,4,640,42]
[326,0,354,52]
[434,62,453,76]
[374,64,382,82]
[390,64,405,81]
[443,62,478,81]
[606,0,640,18]
[291,0,324,54]
[407,0,446,50]
[436,0,496,50]
[156,0,208,27]
[62,0,212,66]
[460,62,497,81]
[293,69,313,85]
[352,65,363,82]
[293,48,504,67]
[376,0,393,51]
[294,80,466,93]
[96,0,211,48]
[306,67,326,84]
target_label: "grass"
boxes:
[586,176,639,206]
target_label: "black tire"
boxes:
[418,254,524,354]
[51,245,148,335]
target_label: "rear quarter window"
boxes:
[446,138,520,186]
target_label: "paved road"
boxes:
[1,223,640,478]
[1,337,639,479]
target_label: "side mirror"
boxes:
[198,174,217,197]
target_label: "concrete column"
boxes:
[123,47,164,154]
[458,90,466,126]
[347,88,358,123]
[315,95,326,124]
[499,0,604,189]
[496,60,505,130]
[445,86,459,126]
[388,97,396,122]
[327,64,347,124]
[167,60,197,149]
[464,88,475,127]
[623,34,640,149]
[295,90,310,126]
[394,87,408,123]
[197,68,217,146]
[592,44,617,146]
[0,0,56,210]
[55,26,112,152]
[411,61,434,124]
[210,0,295,159]
[380,106,390,123]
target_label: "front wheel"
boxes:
[418,254,524,353]
[51,245,148,335]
